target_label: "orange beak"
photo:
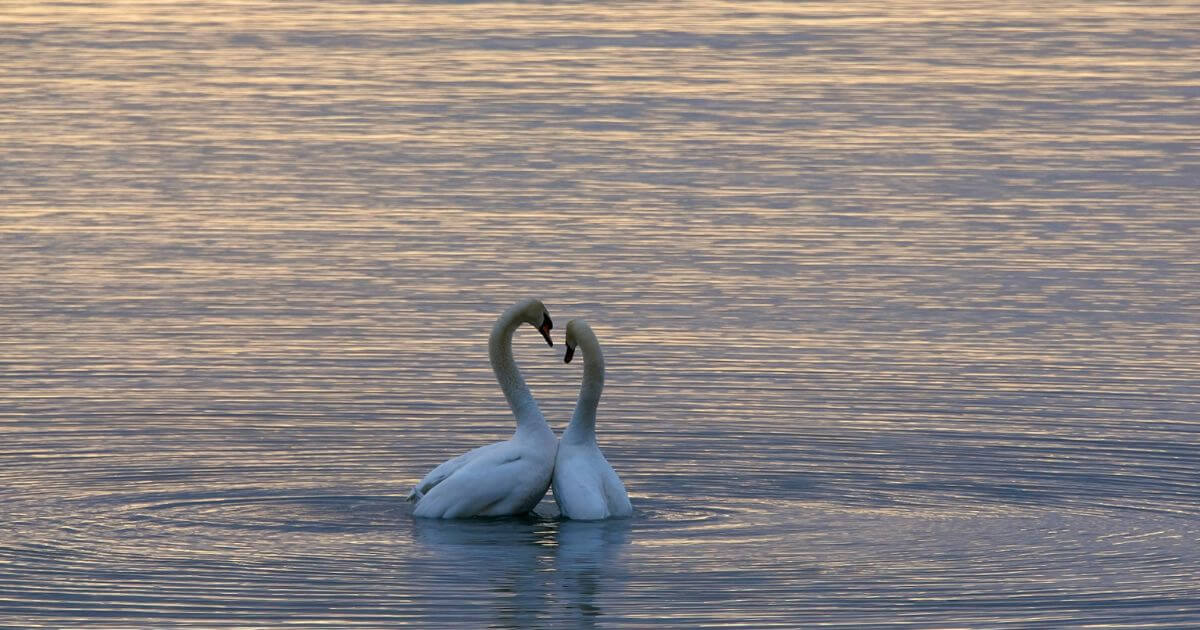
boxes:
[538,313,553,346]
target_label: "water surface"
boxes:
[2,1,1199,627]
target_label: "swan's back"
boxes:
[415,432,556,518]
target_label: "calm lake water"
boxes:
[3,1,1199,627]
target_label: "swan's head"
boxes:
[563,319,593,363]
[516,298,554,347]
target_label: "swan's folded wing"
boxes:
[600,461,633,518]
[553,461,611,520]
[407,441,506,502]
[412,453,543,518]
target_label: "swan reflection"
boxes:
[555,518,632,627]
[410,514,631,628]
[411,515,556,629]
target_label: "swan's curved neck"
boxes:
[489,305,550,437]
[563,334,604,444]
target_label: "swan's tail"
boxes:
[406,488,422,503]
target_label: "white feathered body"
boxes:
[553,439,632,520]
[409,431,557,518]
[407,299,558,519]
[552,319,633,520]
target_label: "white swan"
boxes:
[552,320,633,520]
[407,298,558,518]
